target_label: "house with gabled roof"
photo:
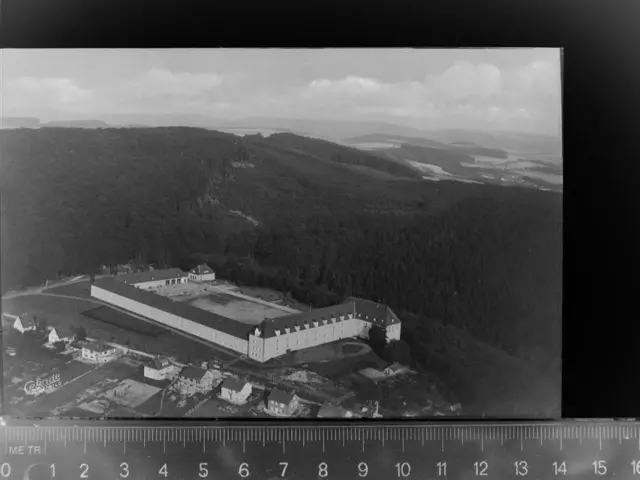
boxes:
[219,376,252,404]
[188,264,216,282]
[11,313,38,333]
[48,325,75,344]
[144,356,174,380]
[81,341,117,363]
[175,366,215,395]
[265,389,299,416]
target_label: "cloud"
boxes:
[307,75,384,96]
[2,56,561,134]
[433,61,503,100]
[4,77,92,112]
[124,68,224,99]
[294,60,560,132]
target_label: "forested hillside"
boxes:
[0,127,562,416]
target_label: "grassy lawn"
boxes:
[3,293,244,366]
[308,350,386,378]
[43,280,93,298]
[84,305,167,337]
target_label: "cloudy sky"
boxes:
[2,49,562,135]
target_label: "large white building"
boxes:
[91,269,402,363]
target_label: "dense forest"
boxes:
[0,127,562,416]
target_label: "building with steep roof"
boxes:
[266,389,299,416]
[91,275,401,363]
[9,312,38,333]
[81,341,117,363]
[144,356,174,380]
[219,376,252,404]
[188,264,216,282]
[175,366,215,394]
[48,325,75,344]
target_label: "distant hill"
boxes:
[344,134,509,159]
[1,117,41,128]
[44,120,111,128]
[424,129,562,156]
[224,117,431,141]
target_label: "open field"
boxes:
[2,293,245,366]
[43,280,93,298]
[290,340,371,364]
[103,379,161,408]
[3,294,97,317]
[308,349,387,378]
[84,306,168,337]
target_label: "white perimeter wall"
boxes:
[91,285,248,355]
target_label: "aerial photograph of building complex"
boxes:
[1,48,562,420]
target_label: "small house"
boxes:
[12,313,38,333]
[176,367,215,394]
[266,389,299,417]
[219,377,252,404]
[144,356,174,380]
[188,264,216,282]
[48,325,75,344]
[81,341,117,363]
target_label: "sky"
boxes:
[1,49,562,135]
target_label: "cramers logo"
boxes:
[24,373,62,396]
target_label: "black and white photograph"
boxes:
[1,48,562,420]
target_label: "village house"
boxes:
[10,313,38,333]
[175,367,215,395]
[47,325,75,344]
[81,341,117,363]
[144,356,174,380]
[187,264,216,282]
[265,389,299,416]
[219,377,252,404]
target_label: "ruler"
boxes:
[1,420,639,479]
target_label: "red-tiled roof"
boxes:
[268,389,295,405]
[221,376,248,392]
[93,278,254,339]
[189,264,214,275]
[115,268,187,285]
[180,366,207,381]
